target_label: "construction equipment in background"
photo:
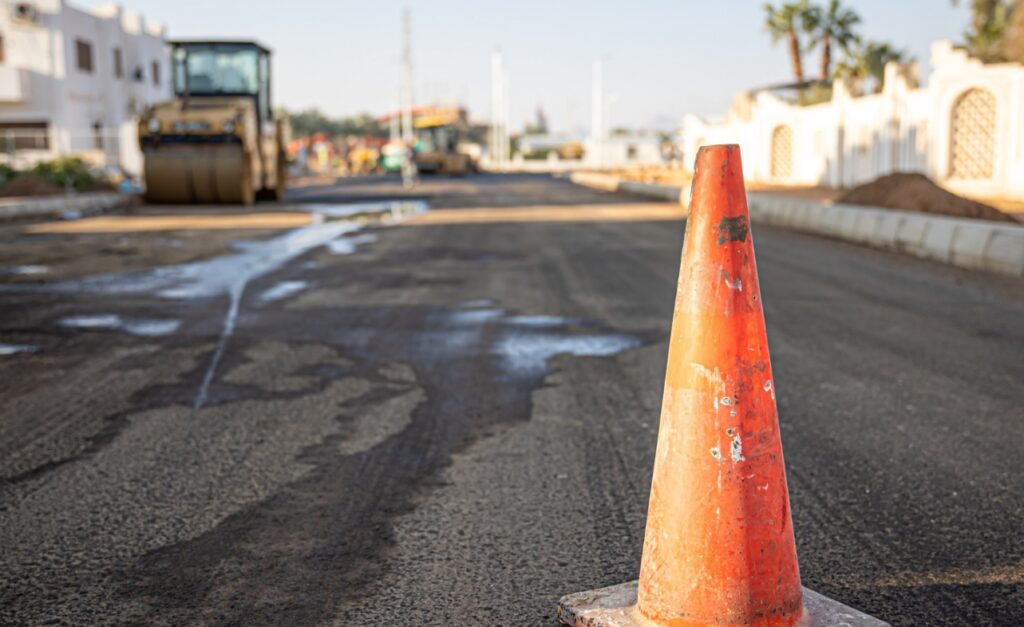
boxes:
[412,106,470,175]
[378,106,478,176]
[138,40,287,205]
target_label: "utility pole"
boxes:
[591,59,604,168]
[502,68,510,166]
[490,50,504,166]
[400,7,414,146]
[400,7,416,186]
[390,89,400,142]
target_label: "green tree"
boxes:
[287,109,388,139]
[763,1,816,84]
[834,41,907,94]
[804,0,861,80]
[952,0,1020,62]
[1004,3,1024,62]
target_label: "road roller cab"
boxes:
[139,40,287,205]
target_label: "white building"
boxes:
[682,40,1024,201]
[0,0,170,176]
[585,133,664,168]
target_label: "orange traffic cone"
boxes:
[556,145,888,627]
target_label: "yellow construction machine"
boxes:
[139,40,287,205]
[412,107,472,175]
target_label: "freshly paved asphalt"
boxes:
[1,173,1022,626]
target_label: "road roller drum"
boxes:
[143,147,252,205]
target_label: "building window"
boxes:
[113,47,123,78]
[0,122,49,150]
[770,125,794,179]
[75,39,94,73]
[151,60,160,86]
[92,122,103,150]
[949,87,996,180]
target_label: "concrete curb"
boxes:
[567,173,1024,278]
[747,193,1024,278]
[0,192,136,221]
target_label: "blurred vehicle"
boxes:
[559,142,585,160]
[380,142,406,173]
[412,107,471,175]
[138,40,287,204]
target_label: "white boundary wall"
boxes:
[682,41,1024,201]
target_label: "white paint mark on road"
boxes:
[58,314,122,329]
[457,298,494,309]
[4,265,48,276]
[300,200,428,221]
[507,315,570,327]
[0,343,40,355]
[124,319,181,336]
[258,280,309,303]
[328,233,378,255]
[446,308,504,325]
[57,314,180,337]
[494,329,640,377]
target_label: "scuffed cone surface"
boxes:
[636,145,803,625]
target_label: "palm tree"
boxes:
[834,41,907,94]
[804,0,861,80]
[1004,3,1024,62]
[763,1,815,84]
[951,0,1017,62]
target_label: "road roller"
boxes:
[139,40,287,205]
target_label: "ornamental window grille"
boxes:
[770,125,793,179]
[949,88,996,180]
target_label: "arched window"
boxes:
[949,88,996,180]
[770,125,793,179]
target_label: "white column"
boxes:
[490,51,503,165]
[400,7,414,145]
[591,60,604,168]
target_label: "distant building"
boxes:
[585,132,663,167]
[518,133,572,157]
[0,1,170,175]
[682,40,1024,201]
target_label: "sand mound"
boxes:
[837,172,1017,224]
[0,173,65,198]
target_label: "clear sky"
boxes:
[101,1,972,134]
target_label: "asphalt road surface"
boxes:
[1,174,1022,626]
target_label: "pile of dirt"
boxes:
[0,173,65,198]
[77,179,115,193]
[836,172,1018,223]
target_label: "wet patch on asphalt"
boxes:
[0,201,426,411]
[109,301,650,624]
[0,201,657,624]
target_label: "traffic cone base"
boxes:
[556,581,890,627]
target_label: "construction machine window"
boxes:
[173,44,259,96]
